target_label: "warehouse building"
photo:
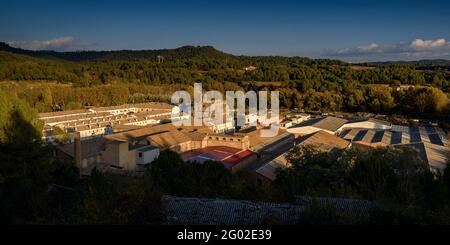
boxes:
[339,126,449,171]
[93,122,291,172]
[343,118,392,130]
[287,116,348,136]
[39,102,175,142]
[162,195,374,225]
[255,130,350,184]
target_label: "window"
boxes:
[138,152,143,158]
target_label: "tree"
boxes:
[274,145,435,205]
[365,86,395,113]
[0,89,42,144]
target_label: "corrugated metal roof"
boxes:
[299,130,350,152]
[347,118,392,126]
[312,116,348,132]
[57,138,105,159]
[256,154,290,181]
[162,195,374,225]
[340,127,449,170]
[162,195,302,225]
[396,142,450,170]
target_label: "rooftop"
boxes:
[339,126,449,170]
[135,145,159,152]
[346,118,392,126]
[162,195,302,225]
[395,142,450,170]
[256,153,290,181]
[146,130,192,149]
[57,138,105,159]
[294,116,348,132]
[340,126,448,147]
[246,127,290,151]
[162,195,374,225]
[38,109,90,119]
[299,130,350,152]
[181,146,255,167]
[103,123,179,142]
[92,102,174,112]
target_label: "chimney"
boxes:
[74,132,82,177]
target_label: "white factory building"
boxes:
[342,118,392,130]
[287,116,348,135]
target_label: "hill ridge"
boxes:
[0,42,232,62]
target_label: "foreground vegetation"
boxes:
[274,145,450,224]
[1,98,450,224]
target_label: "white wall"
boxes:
[287,126,333,136]
[136,147,160,166]
[280,121,293,129]
[213,121,235,133]
[340,121,391,131]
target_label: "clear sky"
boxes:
[1,0,450,61]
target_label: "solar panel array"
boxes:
[371,131,385,143]
[428,133,444,146]
[425,126,437,134]
[353,130,368,142]
[342,126,447,147]
[409,126,422,143]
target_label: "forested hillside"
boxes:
[0,42,449,118]
[0,42,234,61]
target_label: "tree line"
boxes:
[1,45,449,92]
[1,45,449,118]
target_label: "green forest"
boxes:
[0,42,449,119]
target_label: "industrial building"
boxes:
[56,116,293,174]
[343,118,392,130]
[255,130,350,184]
[280,113,311,129]
[256,114,449,182]
[339,126,450,170]
[40,102,175,142]
[287,116,348,135]
[162,195,374,225]
[51,103,448,178]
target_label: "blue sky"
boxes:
[1,0,450,61]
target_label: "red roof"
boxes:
[181,146,255,167]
